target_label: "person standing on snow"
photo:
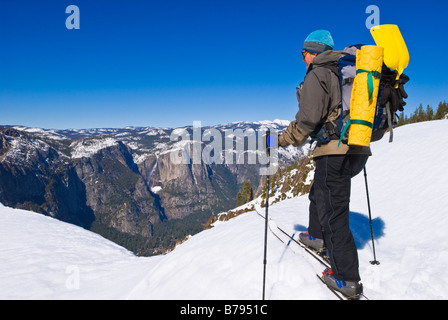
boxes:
[276,30,370,298]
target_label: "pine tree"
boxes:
[236,180,254,206]
[417,104,425,122]
[236,192,245,207]
[408,106,418,124]
[425,105,434,121]
[397,111,406,127]
[435,101,448,120]
[242,181,251,201]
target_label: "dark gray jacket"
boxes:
[279,50,371,157]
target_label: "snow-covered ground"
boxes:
[1,120,448,300]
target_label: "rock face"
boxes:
[0,128,94,228]
[73,141,158,237]
[0,122,310,254]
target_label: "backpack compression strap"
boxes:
[338,119,374,147]
[356,69,382,100]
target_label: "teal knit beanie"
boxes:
[303,30,334,53]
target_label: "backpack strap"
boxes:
[356,70,382,100]
[338,119,374,147]
[385,102,394,143]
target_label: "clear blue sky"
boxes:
[1,0,447,129]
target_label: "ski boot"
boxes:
[299,232,326,253]
[322,268,363,300]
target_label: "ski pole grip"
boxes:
[266,130,276,149]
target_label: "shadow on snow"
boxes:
[292,211,385,249]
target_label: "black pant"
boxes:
[308,154,369,282]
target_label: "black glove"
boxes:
[379,65,409,113]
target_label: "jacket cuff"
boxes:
[278,134,289,147]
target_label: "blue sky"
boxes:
[1,0,447,129]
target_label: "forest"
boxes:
[397,101,448,126]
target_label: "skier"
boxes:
[276,30,370,297]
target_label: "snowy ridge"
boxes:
[1,120,448,299]
[7,120,302,165]
[70,137,119,159]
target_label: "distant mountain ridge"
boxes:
[0,120,310,255]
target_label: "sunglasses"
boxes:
[302,50,308,59]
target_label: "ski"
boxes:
[276,226,331,268]
[276,224,370,300]
[254,206,330,268]
[255,208,369,300]
[315,273,367,300]
[274,223,361,300]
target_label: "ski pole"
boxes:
[363,166,380,265]
[262,131,271,300]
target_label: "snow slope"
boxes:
[1,120,448,300]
